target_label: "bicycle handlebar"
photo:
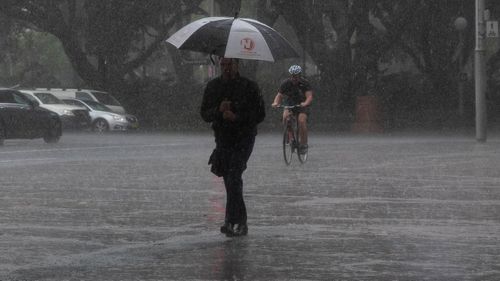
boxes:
[275,104,302,109]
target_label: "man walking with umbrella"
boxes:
[201,57,265,237]
[167,14,296,236]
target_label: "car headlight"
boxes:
[111,114,125,122]
[62,109,74,116]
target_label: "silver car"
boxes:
[62,99,138,132]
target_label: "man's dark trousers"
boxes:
[220,134,255,225]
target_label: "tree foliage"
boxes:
[0,0,482,129]
[259,0,475,120]
[0,0,204,90]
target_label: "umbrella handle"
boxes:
[210,52,217,65]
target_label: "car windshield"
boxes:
[76,92,93,100]
[91,91,121,106]
[21,93,38,103]
[34,92,63,104]
[64,99,87,108]
[84,100,114,112]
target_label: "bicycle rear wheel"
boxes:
[283,125,293,165]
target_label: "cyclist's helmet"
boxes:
[288,65,302,75]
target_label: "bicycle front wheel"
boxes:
[297,120,308,164]
[283,125,293,165]
[298,146,308,163]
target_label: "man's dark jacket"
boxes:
[200,74,263,144]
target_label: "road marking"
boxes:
[0,158,58,163]
[0,143,182,155]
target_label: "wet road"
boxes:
[1,131,500,280]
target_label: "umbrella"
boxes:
[166,16,299,62]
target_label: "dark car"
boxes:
[20,90,91,130]
[0,88,62,145]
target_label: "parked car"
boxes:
[0,88,62,145]
[62,99,138,132]
[19,90,91,130]
[42,88,126,114]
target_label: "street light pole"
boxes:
[475,0,487,142]
[455,17,467,118]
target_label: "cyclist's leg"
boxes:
[283,109,295,143]
[282,109,291,124]
[298,112,308,146]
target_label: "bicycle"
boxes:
[276,105,308,165]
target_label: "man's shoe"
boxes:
[233,223,248,236]
[220,222,232,235]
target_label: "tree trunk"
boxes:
[58,33,101,89]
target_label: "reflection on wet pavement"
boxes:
[1,132,500,280]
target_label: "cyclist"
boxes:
[271,64,313,154]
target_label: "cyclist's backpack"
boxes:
[255,93,266,124]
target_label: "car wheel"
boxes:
[43,118,62,144]
[93,119,109,133]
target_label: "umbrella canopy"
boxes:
[166,17,299,62]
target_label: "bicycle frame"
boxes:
[278,105,307,165]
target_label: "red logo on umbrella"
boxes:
[241,38,255,51]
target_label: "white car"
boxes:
[62,98,138,132]
[19,90,91,130]
[40,88,126,114]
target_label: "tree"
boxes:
[394,0,475,113]
[260,0,474,126]
[0,0,204,90]
[256,0,353,120]
[215,0,241,16]
[0,14,74,87]
[0,14,18,85]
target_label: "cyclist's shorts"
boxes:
[286,106,310,116]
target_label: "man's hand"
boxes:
[223,110,236,121]
[271,102,280,108]
[219,100,231,112]
[300,102,308,107]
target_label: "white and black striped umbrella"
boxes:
[166,17,299,62]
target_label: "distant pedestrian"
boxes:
[200,57,265,237]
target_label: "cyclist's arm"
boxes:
[272,92,283,107]
[300,90,313,107]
